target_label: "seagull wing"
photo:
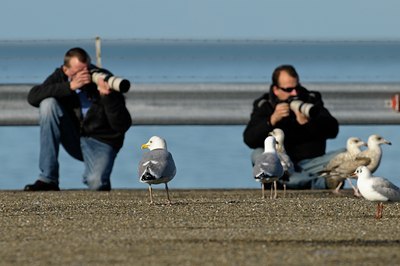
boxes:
[138,149,176,182]
[371,177,400,201]
[253,152,283,178]
[331,157,371,175]
[278,152,295,175]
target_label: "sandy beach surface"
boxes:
[1,189,399,265]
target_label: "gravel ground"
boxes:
[1,189,399,265]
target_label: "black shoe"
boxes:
[97,184,111,191]
[24,180,60,191]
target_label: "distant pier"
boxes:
[1,83,400,125]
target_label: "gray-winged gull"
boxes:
[353,166,400,219]
[138,136,176,204]
[269,128,294,196]
[253,136,284,199]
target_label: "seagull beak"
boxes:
[350,172,358,178]
[141,143,149,149]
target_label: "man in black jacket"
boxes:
[25,47,132,191]
[243,65,339,189]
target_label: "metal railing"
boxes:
[1,83,399,125]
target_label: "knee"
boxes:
[39,98,62,120]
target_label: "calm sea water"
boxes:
[0,39,399,190]
[1,39,400,83]
[0,125,398,190]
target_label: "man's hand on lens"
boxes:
[270,102,290,126]
[97,78,112,95]
[293,109,309,125]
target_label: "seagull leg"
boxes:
[165,183,172,205]
[333,181,343,194]
[273,181,277,199]
[148,185,154,204]
[283,183,286,198]
[270,183,273,199]
[375,202,383,219]
[261,183,266,199]
[346,178,361,197]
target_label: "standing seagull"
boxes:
[269,128,294,196]
[138,136,176,204]
[353,166,400,219]
[325,137,367,170]
[253,136,284,199]
[320,137,367,194]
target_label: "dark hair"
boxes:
[64,47,91,67]
[271,65,299,86]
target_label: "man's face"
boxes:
[272,71,299,101]
[63,57,89,80]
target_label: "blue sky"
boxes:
[1,0,400,40]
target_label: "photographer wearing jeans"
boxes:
[243,65,339,189]
[25,47,132,191]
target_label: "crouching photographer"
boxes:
[243,64,339,189]
[25,47,132,191]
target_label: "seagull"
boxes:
[269,128,294,196]
[353,166,400,219]
[321,134,391,196]
[253,136,284,199]
[320,137,367,194]
[138,136,176,204]
[325,137,367,170]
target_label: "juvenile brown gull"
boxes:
[320,137,367,194]
[269,128,294,196]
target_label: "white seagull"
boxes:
[269,128,294,196]
[138,136,176,204]
[253,136,284,199]
[353,166,400,219]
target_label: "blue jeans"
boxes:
[38,98,117,190]
[251,148,344,189]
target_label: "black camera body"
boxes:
[91,69,130,93]
[287,96,319,118]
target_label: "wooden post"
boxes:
[95,36,102,68]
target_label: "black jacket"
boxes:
[27,66,132,151]
[243,86,339,163]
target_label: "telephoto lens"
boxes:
[91,70,130,93]
[289,98,318,118]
